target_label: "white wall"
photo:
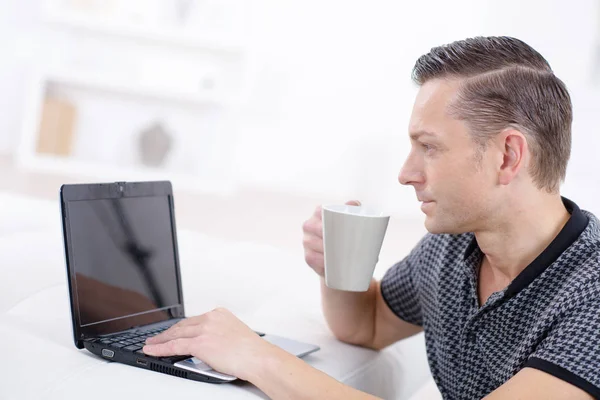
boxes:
[236,1,492,214]
[0,1,41,154]
[235,0,600,215]
[1,0,599,216]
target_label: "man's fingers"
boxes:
[345,200,361,206]
[302,234,323,253]
[143,338,195,357]
[302,220,323,238]
[304,249,324,271]
[146,325,201,345]
[312,205,323,219]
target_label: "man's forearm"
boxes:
[320,277,378,346]
[247,343,381,400]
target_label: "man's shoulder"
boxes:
[580,210,600,246]
[546,210,600,306]
[569,210,600,275]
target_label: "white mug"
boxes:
[322,205,390,292]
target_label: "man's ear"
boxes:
[498,129,528,186]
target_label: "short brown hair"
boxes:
[412,36,572,193]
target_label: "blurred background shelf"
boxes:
[43,70,235,107]
[43,8,245,54]
[16,69,239,196]
[12,0,250,198]
[16,153,236,194]
[41,0,248,54]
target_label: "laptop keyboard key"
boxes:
[123,345,143,352]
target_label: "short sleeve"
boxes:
[524,295,600,399]
[380,234,433,326]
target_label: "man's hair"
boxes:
[412,36,572,193]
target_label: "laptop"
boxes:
[60,181,320,383]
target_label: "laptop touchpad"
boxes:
[174,358,238,381]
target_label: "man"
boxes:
[142,36,600,399]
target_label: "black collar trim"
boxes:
[505,197,588,297]
[463,197,589,298]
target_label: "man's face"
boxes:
[400,79,497,234]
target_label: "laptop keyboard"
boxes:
[92,325,266,364]
[93,325,186,363]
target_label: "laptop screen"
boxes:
[66,195,181,329]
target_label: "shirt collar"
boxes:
[462,197,589,298]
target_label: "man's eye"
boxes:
[421,143,434,151]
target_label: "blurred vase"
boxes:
[138,121,173,167]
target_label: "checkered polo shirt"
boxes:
[381,198,600,399]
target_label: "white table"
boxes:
[0,192,435,399]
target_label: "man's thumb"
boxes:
[345,200,361,206]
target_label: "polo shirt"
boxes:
[381,198,600,399]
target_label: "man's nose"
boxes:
[398,154,424,186]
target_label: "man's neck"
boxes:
[474,194,571,283]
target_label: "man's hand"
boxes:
[302,199,420,349]
[144,308,382,400]
[302,200,361,276]
[142,308,276,381]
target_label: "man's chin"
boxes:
[424,221,445,234]
[424,216,467,235]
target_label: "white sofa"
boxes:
[0,192,439,400]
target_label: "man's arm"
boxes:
[321,278,422,349]
[303,203,422,350]
[247,343,382,400]
[143,308,383,400]
[484,368,593,400]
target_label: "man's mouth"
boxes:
[420,200,434,211]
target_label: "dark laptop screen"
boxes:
[66,195,180,327]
